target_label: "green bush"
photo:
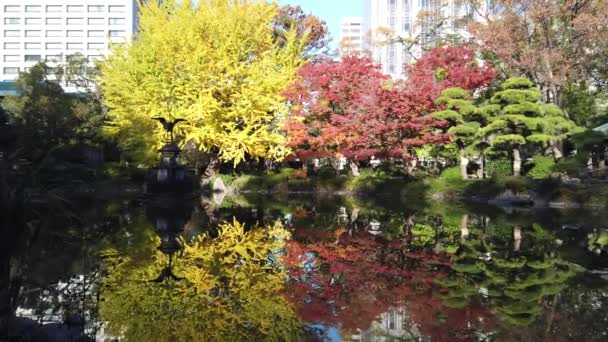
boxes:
[428,166,467,194]
[554,157,586,177]
[486,159,512,178]
[526,155,555,179]
[438,166,463,183]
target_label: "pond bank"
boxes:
[216,168,608,210]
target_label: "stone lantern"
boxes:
[144,118,195,195]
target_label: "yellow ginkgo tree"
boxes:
[99,0,306,174]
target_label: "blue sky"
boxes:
[280,0,363,51]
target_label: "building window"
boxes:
[67,5,83,12]
[46,43,62,50]
[4,30,20,37]
[67,43,83,50]
[88,18,105,25]
[4,5,19,13]
[88,43,105,50]
[88,30,104,37]
[3,67,20,75]
[25,43,41,50]
[25,18,42,25]
[109,30,125,37]
[4,55,20,62]
[25,30,41,37]
[67,30,84,37]
[3,43,19,50]
[4,18,20,25]
[46,30,62,37]
[67,18,84,25]
[109,5,126,13]
[46,5,62,12]
[46,55,62,62]
[46,18,61,25]
[25,5,41,12]
[403,0,411,31]
[388,0,397,28]
[108,18,126,25]
[24,55,41,62]
[88,5,105,12]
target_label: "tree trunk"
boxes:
[459,151,469,180]
[513,225,522,252]
[200,155,220,187]
[200,195,220,228]
[476,155,484,179]
[512,147,522,177]
[405,158,417,175]
[460,214,469,240]
[329,157,341,175]
[550,140,563,159]
[350,161,360,177]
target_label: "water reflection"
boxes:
[2,194,608,341]
[99,198,301,341]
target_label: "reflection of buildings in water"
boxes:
[348,307,425,342]
[12,272,105,340]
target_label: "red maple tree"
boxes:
[283,56,449,162]
[403,46,497,112]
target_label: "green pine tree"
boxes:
[480,78,579,176]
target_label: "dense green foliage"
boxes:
[525,156,556,179]
[480,77,580,175]
[486,159,512,178]
[1,62,106,163]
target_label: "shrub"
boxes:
[554,157,586,177]
[429,166,467,194]
[486,158,512,178]
[438,166,463,183]
[526,155,555,179]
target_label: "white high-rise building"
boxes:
[0,0,139,82]
[364,0,491,79]
[339,16,365,57]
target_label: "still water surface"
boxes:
[2,193,608,341]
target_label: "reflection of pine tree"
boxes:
[436,222,584,327]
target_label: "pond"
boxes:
[2,191,608,341]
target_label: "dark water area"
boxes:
[2,191,608,341]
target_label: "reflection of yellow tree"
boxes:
[99,220,302,341]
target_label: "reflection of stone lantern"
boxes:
[145,195,194,282]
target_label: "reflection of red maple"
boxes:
[282,229,495,340]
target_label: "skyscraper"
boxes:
[364,0,489,79]
[339,16,365,57]
[0,0,139,82]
